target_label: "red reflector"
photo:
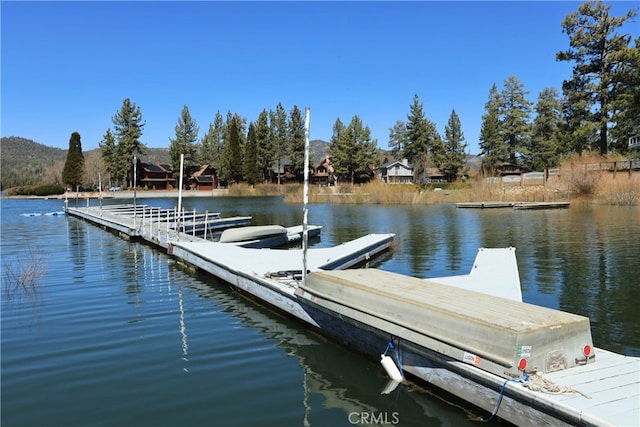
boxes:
[518,358,527,370]
[583,345,592,356]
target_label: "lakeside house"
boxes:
[377,158,413,184]
[187,165,218,190]
[138,162,176,190]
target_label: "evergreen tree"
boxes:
[388,120,408,159]
[500,75,533,165]
[557,0,637,154]
[255,109,274,183]
[559,83,597,154]
[530,87,563,171]
[112,98,145,187]
[62,131,85,190]
[329,118,346,183]
[199,111,225,169]
[270,103,288,184]
[330,115,378,184]
[479,83,506,173]
[404,94,440,183]
[244,122,262,185]
[219,113,245,184]
[99,128,119,187]
[441,109,468,182]
[169,105,200,176]
[610,36,640,151]
[287,105,306,180]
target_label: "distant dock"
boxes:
[65,203,321,249]
[456,201,570,210]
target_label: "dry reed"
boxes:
[234,151,639,206]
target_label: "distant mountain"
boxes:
[1,136,67,189]
[309,139,329,164]
[0,136,172,189]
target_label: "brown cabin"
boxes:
[188,165,218,190]
[310,156,335,186]
[138,162,176,190]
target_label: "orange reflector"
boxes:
[518,358,527,371]
[583,345,592,356]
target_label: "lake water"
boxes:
[2,196,639,426]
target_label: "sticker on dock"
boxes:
[463,352,481,366]
[517,345,532,358]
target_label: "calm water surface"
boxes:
[2,196,639,426]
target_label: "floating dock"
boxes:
[66,202,638,426]
[66,204,322,249]
[456,201,570,209]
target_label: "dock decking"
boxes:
[456,201,571,209]
[66,204,324,249]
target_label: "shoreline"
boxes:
[3,189,231,200]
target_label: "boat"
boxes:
[219,225,288,243]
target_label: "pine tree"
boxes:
[244,122,262,185]
[388,120,408,159]
[479,83,506,173]
[500,75,532,165]
[169,105,200,175]
[270,103,288,184]
[99,128,118,187]
[112,98,145,187]
[255,109,274,183]
[404,94,440,183]
[287,105,306,180]
[610,36,640,151]
[557,0,637,154]
[530,87,563,171]
[219,113,245,184]
[199,111,225,169]
[62,131,85,190]
[329,118,346,185]
[330,115,378,184]
[441,110,468,182]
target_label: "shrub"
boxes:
[34,184,65,196]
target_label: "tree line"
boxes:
[59,0,637,190]
[478,1,638,173]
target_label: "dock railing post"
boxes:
[177,153,184,238]
[302,107,310,284]
[204,211,208,240]
[133,155,137,230]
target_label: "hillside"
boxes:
[0,136,172,190]
[1,136,67,189]
[0,137,329,190]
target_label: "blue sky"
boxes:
[2,1,638,155]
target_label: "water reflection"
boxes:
[186,278,485,426]
[110,198,639,356]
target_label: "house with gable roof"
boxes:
[377,158,413,184]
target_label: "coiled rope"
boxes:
[522,372,592,399]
